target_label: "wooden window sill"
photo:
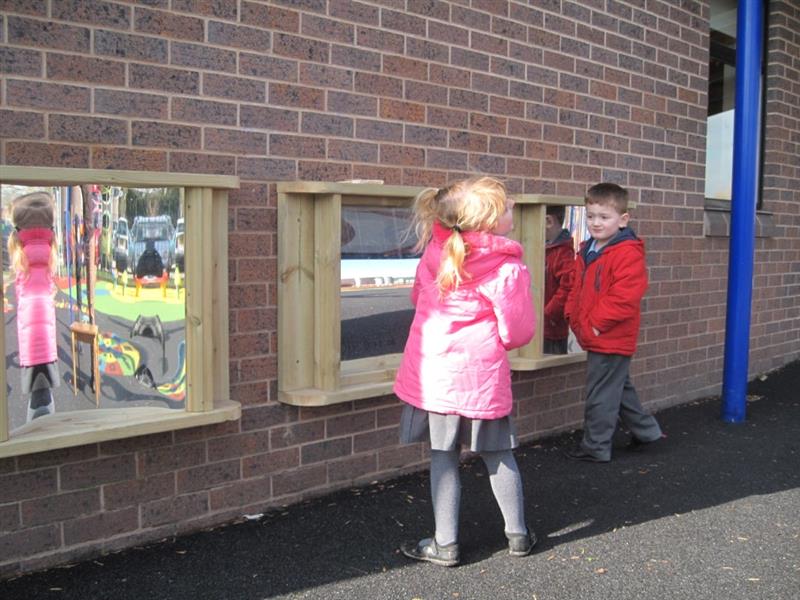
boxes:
[0,402,240,459]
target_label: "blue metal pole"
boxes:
[721,0,764,423]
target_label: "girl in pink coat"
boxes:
[8,192,60,422]
[395,177,536,566]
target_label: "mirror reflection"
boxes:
[545,204,585,355]
[340,205,419,361]
[3,185,187,432]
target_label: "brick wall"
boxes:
[1,0,799,576]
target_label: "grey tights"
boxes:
[430,449,527,546]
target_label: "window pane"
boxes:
[2,185,187,432]
[706,0,738,201]
[340,205,418,361]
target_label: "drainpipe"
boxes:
[721,0,764,423]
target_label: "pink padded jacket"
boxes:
[15,228,57,367]
[393,222,535,419]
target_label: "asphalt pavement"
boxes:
[2,360,798,600]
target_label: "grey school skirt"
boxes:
[399,403,518,452]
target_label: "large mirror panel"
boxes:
[340,204,419,361]
[2,184,186,432]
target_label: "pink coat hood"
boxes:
[394,223,535,419]
[15,228,58,367]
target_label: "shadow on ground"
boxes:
[2,361,798,599]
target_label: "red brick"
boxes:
[103,472,175,510]
[270,420,327,451]
[94,30,167,63]
[302,14,354,44]
[1,47,42,75]
[0,503,20,532]
[141,492,208,528]
[326,411,376,437]
[357,25,404,53]
[0,525,59,560]
[99,432,174,456]
[49,114,128,145]
[7,16,90,52]
[328,91,377,117]
[93,147,167,171]
[205,127,266,155]
[203,73,265,103]
[208,20,271,51]
[172,97,237,126]
[331,44,381,72]
[236,157,296,181]
[240,1,299,32]
[46,53,125,85]
[62,507,139,546]
[130,64,200,94]
[240,53,297,81]
[21,489,100,526]
[95,89,168,119]
[330,0,379,25]
[268,134,324,159]
[177,459,241,493]
[52,0,130,28]
[273,32,329,62]
[380,99,425,123]
[138,442,206,477]
[299,63,353,91]
[234,306,275,332]
[6,79,90,112]
[169,151,235,175]
[271,464,326,497]
[449,130,488,152]
[208,476,271,510]
[328,139,379,163]
[242,448,298,478]
[135,7,204,42]
[0,109,45,139]
[61,455,137,491]
[0,469,56,504]
[5,141,89,167]
[328,453,377,484]
[132,121,201,149]
[270,83,324,110]
[208,431,269,461]
[0,0,47,16]
[173,0,237,20]
[240,105,297,132]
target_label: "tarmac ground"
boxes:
[2,360,798,600]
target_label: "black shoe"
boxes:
[627,433,667,452]
[401,537,460,567]
[507,530,537,557]
[563,447,609,463]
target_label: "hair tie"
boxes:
[452,225,461,233]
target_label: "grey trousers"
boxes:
[580,352,662,461]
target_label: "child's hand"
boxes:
[592,327,600,336]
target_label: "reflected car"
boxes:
[128,215,175,276]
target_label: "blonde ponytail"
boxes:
[436,230,469,292]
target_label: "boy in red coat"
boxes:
[544,205,575,354]
[563,183,662,462]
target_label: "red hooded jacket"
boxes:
[564,228,647,356]
[544,229,575,341]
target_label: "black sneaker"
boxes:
[401,537,460,567]
[507,530,537,557]
[627,433,667,452]
[563,446,610,463]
